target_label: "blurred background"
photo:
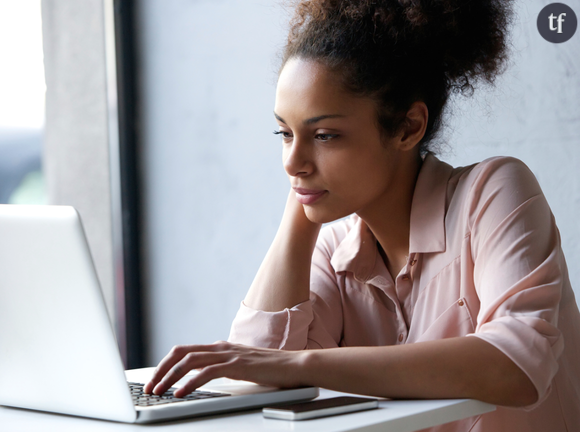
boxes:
[0,1,46,206]
[1,0,578,368]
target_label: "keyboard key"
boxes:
[126,382,230,407]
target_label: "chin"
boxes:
[304,206,350,225]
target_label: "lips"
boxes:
[293,187,328,205]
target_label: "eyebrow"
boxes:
[274,112,345,125]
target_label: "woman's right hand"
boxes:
[243,189,322,312]
[143,341,308,397]
[279,187,323,238]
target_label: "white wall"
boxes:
[138,0,580,364]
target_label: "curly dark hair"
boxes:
[281,0,514,153]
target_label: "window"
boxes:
[0,1,46,205]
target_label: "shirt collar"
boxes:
[330,154,453,278]
[330,215,378,281]
[408,153,454,254]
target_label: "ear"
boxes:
[396,101,428,151]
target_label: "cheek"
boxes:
[328,152,392,194]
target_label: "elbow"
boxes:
[508,378,539,407]
[474,347,540,407]
[474,339,541,407]
[488,367,539,407]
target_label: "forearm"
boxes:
[299,336,538,407]
[244,191,321,312]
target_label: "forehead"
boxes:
[275,58,363,118]
[277,58,340,94]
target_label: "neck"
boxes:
[357,153,422,278]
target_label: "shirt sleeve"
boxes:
[465,157,564,407]
[228,224,346,350]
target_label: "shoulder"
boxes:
[448,156,550,238]
[452,156,542,198]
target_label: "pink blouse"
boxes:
[228,155,580,432]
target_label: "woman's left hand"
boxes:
[143,341,306,398]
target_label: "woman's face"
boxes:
[274,58,413,224]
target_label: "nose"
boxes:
[283,138,313,178]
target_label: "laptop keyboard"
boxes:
[128,382,230,407]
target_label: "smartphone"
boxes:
[262,396,379,420]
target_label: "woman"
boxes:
[144,1,580,430]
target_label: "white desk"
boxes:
[0,369,495,432]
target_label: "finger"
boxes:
[153,352,232,395]
[173,363,232,398]
[144,345,194,394]
[144,342,232,393]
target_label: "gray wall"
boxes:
[138,0,290,363]
[138,0,580,364]
[41,0,116,326]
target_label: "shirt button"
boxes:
[401,275,410,281]
[458,299,464,306]
[398,334,404,342]
[410,259,417,266]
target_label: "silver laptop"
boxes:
[0,205,318,423]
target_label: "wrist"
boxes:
[294,349,319,387]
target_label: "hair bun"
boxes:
[289,0,513,92]
[399,0,513,92]
[283,0,514,150]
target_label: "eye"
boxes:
[315,133,338,142]
[273,130,293,141]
